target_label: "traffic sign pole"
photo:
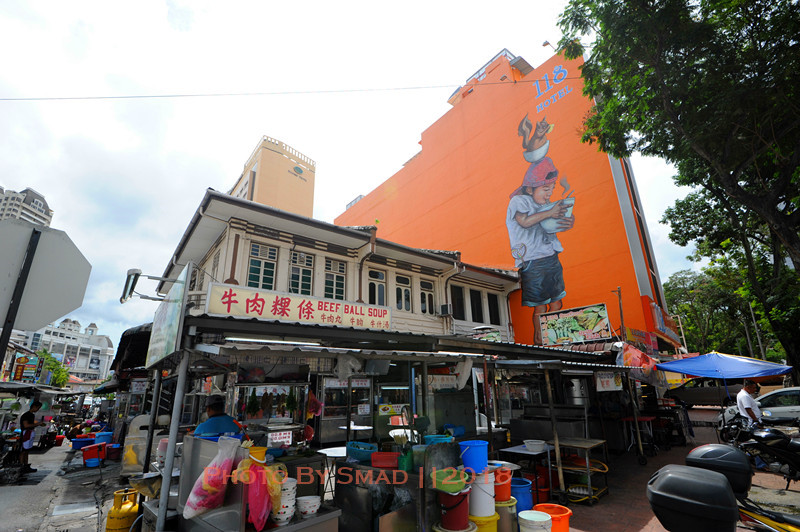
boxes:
[0,228,41,371]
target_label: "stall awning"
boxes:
[0,381,77,395]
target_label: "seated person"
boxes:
[193,395,241,436]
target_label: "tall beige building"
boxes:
[0,187,53,226]
[228,136,316,217]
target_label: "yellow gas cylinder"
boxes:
[106,488,140,532]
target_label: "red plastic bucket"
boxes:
[82,443,106,466]
[438,486,471,531]
[534,487,550,505]
[533,503,572,532]
[494,468,512,502]
[55,435,65,446]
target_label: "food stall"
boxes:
[315,376,373,444]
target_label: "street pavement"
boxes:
[0,443,126,532]
[569,407,800,532]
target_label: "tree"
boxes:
[37,348,69,388]
[558,0,800,269]
[662,189,799,379]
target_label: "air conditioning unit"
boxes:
[439,304,453,316]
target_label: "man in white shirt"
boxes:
[737,380,762,428]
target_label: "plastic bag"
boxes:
[183,436,240,519]
[234,457,287,531]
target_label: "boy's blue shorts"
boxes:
[520,253,566,307]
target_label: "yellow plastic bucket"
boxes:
[469,512,500,532]
[434,523,477,532]
[249,447,267,462]
[495,496,517,532]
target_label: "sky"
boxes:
[0,1,695,351]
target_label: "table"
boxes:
[547,437,609,505]
[339,424,372,441]
[317,446,347,499]
[498,444,553,502]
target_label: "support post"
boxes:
[0,228,41,369]
[482,356,494,453]
[544,369,565,498]
[142,369,163,473]
[345,375,353,443]
[157,353,189,531]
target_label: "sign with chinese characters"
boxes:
[595,371,623,392]
[268,431,292,446]
[324,378,371,389]
[207,283,391,331]
[378,404,406,416]
[130,379,148,394]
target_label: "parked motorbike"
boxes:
[648,444,800,532]
[717,413,800,489]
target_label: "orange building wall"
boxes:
[335,53,657,344]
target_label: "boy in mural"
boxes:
[506,156,575,344]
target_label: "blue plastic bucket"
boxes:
[424,434,453,444]
[95,432,113,445]
[511,478,534,511]
[459,440,488,473]
[85,458,100,468]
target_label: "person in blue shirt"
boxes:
[193,395,241,436]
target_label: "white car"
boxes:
[715,386,800,428]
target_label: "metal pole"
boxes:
[142,369,163,474]
[421,362,428,419]
[627,375,645,461]
[482,356,494,454]
[613,286,626,340]
[157,353,189,531]
[748,304,766,360]
[345,375,353,443]
[0,228,41,369]
[674,314,688,352]
[544,370,565,499]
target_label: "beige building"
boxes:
[0,186,53,226]
[228,136,316,217]
[18,319,115,382]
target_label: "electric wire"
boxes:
[0,76,587,103]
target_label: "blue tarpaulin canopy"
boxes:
[656,351,792,380]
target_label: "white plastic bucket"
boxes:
[469,471,496,517]
[518,510,552,531]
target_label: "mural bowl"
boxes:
[539,198,575,233]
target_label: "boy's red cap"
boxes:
[509,157,559,198]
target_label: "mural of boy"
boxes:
[506,116,575,344]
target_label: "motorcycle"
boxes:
[717,413,800,489]
[648,443,800,532]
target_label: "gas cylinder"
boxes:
[106,488,139,532]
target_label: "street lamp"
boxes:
[120,268,174,303]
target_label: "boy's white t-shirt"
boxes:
[506,194,563,267]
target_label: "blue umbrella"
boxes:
[656,351,791,380]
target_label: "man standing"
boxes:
[19,400,46,474]
[193,395,241,436]
[737,380,762,428]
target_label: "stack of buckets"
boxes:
[461,440,499,532]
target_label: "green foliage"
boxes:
[661,188,800,377]
[37,348,69,388]
[558,0,800,269]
